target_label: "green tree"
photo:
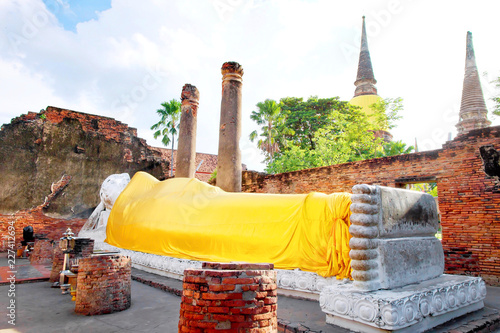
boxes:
[279,96,354,150]
[369,97,404,131]
[266,107,383,173]
[265,144,322,174]
[151,99,182,177]
[492,77,500,117]
[376,140,414,158]
[249,99,290,163]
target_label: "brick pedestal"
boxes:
[29,239,54,265]
[75,254,131,315]
[49,238,94,282]
[179,262,278,332]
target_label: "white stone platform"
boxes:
[319,274,487,332]
[83,235,346,300]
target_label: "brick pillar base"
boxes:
[179,262,278,332]
[75,254,131,315]
[49,238,94,283]
[29,240,54,265]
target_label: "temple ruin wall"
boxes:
[242,126,500,285]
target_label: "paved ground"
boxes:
[0,253,499,333]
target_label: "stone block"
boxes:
[320,275,486,332]
[378,237,444,289]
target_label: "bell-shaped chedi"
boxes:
[456,31,491,136]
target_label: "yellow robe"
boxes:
[106,171,352,278]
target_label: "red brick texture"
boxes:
[179,262,278,332]
[13,107,138,142]
[29,239,54,265]
[75,255,131,316]
[0,208,87,253]
[242,126,500,286]
[151,147,218,182]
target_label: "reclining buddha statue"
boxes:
[104,171,353,279]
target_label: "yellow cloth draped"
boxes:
[105,172,352,278]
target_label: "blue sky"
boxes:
[1,0,499,172]
[42,0,111,32]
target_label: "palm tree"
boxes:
[376,140,414,158]
[151,99,182,177]
[249,99,287,163]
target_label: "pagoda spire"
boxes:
[456,31,491,136]
[354,16,377,97]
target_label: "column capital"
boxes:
[181,84,200,102]
[221,62,244,82]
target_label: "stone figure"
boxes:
[79,173,130,237]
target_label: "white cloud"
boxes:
[1,0,499,172]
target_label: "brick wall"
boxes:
[13,106,138,142]
[29,239,54,265]
[75,255,131,315]
[0,106,168,216]
[242,126,500,285]
[151,147,218,182]
[179,262,278,332]
[0,208,87,253]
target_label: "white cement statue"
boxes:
[79,173,130,237]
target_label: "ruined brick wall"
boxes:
[75,255,131,315]
[179,262,278,332]
[151,147,218,182]
[0,106,168,217]
[243,126,500,285]
[0,209,86,253]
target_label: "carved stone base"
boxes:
[320,275,486,332]
[80,234,343,299]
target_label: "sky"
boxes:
[1,0,499,172]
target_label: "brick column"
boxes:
[29,239,54,265]
[75,255,131,315]
[177,84,200,178]
[179,262,277,332]
[217,62,244,192]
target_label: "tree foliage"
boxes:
[266,107,383,174]
[376,140,414,158]
[151,99,181,177]
[368,97,403,130]
[492,77,500,117]
[151,99,182,146]
[249,99,289,162]
[279,96,354,150]
[250,95,405,174]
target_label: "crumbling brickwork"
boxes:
[0,208,86,253]
[75,254,131,315]
[0,106,168,217]
[243,126,500,285]
[179,262,278,332]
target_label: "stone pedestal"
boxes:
[320,275,486,333]
[178,262,277,332]
[177,84,200,178]
[49,237,94,282]
[217,61,243,192]
[75,254,131,315]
